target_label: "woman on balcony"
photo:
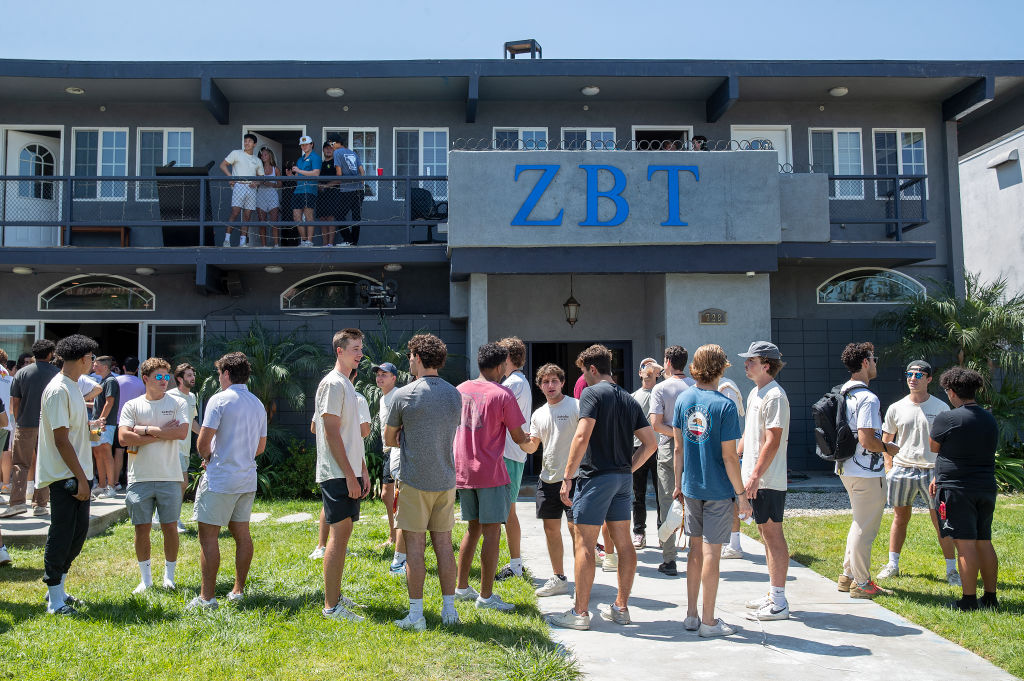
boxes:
[256,147,282,247]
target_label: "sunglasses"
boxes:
[905,371,927,379]
[149,374,171,381]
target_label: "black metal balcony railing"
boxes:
[825,175,927,240]
[0,175,448,247]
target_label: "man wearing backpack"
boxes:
[835,342,899,599]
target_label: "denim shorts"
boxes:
[571,473,632,526]
[94,425,116,447]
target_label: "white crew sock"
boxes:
[730,532,742,551]
[889,552,900,567]
[164,560,177,583]
[441,594,455,610]
[946,558,957,572]
[26,482,35,497]
[47,584,67,610]
[770,585,788,608]
[510,557,523,575]
[408,598,423,619]
[59,573,72,599]
[138,560,153,587]
[393,551,407,565]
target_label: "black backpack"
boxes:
[812,383,864,463]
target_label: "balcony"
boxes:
[825,174,928,241]
[0,174,449,249]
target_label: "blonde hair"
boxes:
[689,344,730,384]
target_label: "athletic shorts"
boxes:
[396,483,455,533]
[192,474,255,526]
[231,183,258,210]
[458,485,511,524]
[293,192,316,210]
[684,497,735,544]
[936,487,996,541]
[571,473,631,526]
[126,480,183,525]
[505,458,526,505]
[320,477,362,524]
[536,479,574,520]
[179,450,190,475]
[93,425,116,447]
[750,489,786,524]
[887,465,936,509]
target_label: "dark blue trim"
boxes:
[706,76,738,123]
[465,74,479,124]
[201,77,230,125]
[942,76,995,121]
[778,240,936,266]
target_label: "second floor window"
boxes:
[73,128,128,200]
[810,128,863,199]
[394,128,448,200]
[493,127,548,150]
[562,127,616,150]
[873,129,927,199]
[323,127,379,201]
[137,129,193,200]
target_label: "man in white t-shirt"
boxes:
[648,344,695,576]
[519,363,580,597]
[876,360,958,584]
[835,342,899,599]
[219,133,265,247]
[166,363,200,533]
[736,341,792,620]
[314,329,370,622]
[118,358,189,594]
[37,334,98,615]
[189,352,268,611]
[495,337,533,581]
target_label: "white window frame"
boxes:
[135,127,194,201]
[392,127,449,200]
[816,267,926,305]
[560,127,617,150]
[630,125,694,150]
[37,274,157,313]
[729,124,793,168]
[808,127,864,200]
[70,126,130,201]
[280,271,393,312]
[322,126,380,201]
[491,127,549,150]
[871,128,928,200]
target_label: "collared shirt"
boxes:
[294,151,322,195]
[202,384,267,494]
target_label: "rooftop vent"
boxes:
[505,39,542,60]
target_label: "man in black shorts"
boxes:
[518,364,580,598]
[928,367,1000,611]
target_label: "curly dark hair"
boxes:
[215,351,251,385]
[477,342,508,371]
[54,334,98,362]
[139,357,171,377]
[31,338,56,360]
[841,342,875,373]
[497,336,526,368]
[939,367,984,400]
[408,333,447,370]
[664,345,689,371]
[575,344,612,376]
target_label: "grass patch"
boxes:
[746,495,1024,678]
[0,499,579,681]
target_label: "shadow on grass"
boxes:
[233,588,323,615]
[0,565,44,583]
[79,597,184,624]
[0,600,47,633]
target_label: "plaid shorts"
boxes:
[886,465,936,509]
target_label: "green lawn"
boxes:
[0,500,579,681]
[750,495,1024,678]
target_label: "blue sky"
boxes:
[1,0,1022,62]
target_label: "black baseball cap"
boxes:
[906,360,932,375]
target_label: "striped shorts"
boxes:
[886,465,936,509]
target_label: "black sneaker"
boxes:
[948,597,979,612]
[50,604,79,616]
[495,564,521,581]
[657,561,678,576]
[979,594,1000,610]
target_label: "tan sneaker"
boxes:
[850,580,893,599]
[602,553,618,573]
[837,575,853,592]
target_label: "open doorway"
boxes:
[631,126,692,151]
[2,126,64,247]
[242,126,307,246]
[43,322,140,368]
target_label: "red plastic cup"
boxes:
[377,168,384,176]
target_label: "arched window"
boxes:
[39,275,155,312]
[18,144,56,200]
[817,268,925,304]
[281,272,395,311]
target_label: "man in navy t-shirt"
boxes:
[672,344,750,638]
[330,137,365,246]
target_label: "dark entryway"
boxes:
[526,341,632,408]
[44,322,139,366]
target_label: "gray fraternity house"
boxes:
[1,56,1021,469]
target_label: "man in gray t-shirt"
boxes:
[384,333,463,631]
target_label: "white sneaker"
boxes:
[186,596,218,611]
[0,545,11,566]
[750,602,790,621]
[222,237,231,247]
[698,618,737,637]
[32,506,49,517]
[535,575,569,597]
[721,545,743,559]
[683,615,700,631]
[132,582,151,595]
[163,577,176,590]
[226,591,243,602]
[309,546,326,560]
[394,612,426,631]
[947,568,962,586]
[340,595,363,609]
[177,520,187,534]
[602,553,618,572]
[97,487,114,499]
[475,594,515,612]
[441,607,460,625]
[239,236,249,247]
[454,586,479,602]
[547,608,590,630]
[323,602,363,622]
[0,504,29,518]
[876,563,900,579]
[598,603,631,625]
[745,593,772,609]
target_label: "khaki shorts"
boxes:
[396,483,456,533]
[191,474,255,526]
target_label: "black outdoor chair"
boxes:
[410,187,448,244]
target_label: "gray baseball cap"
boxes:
[738,341,782,359]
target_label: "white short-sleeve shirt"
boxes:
[36,373,93,488]
[166,387,198,461]
[502,371,533,464]
[741,380,790,491]
[120,393,189,483]
[836,380,884,478]
[314,369,365,483]
[882,394,950,469]
[224,149,264,178]
[529,396,580,483]
[201,384,268,494]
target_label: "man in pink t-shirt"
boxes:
[453,343,529,612]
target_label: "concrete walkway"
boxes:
[1,494,128,547]
[517,500,1017,681]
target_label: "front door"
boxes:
[730,125,793,169]
[3,130,62,247]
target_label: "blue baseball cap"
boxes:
[372,362,398,375]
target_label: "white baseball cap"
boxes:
[299,135,313,145]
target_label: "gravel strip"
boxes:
[784,490,931,517]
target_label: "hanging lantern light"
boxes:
[563,274,580,327]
